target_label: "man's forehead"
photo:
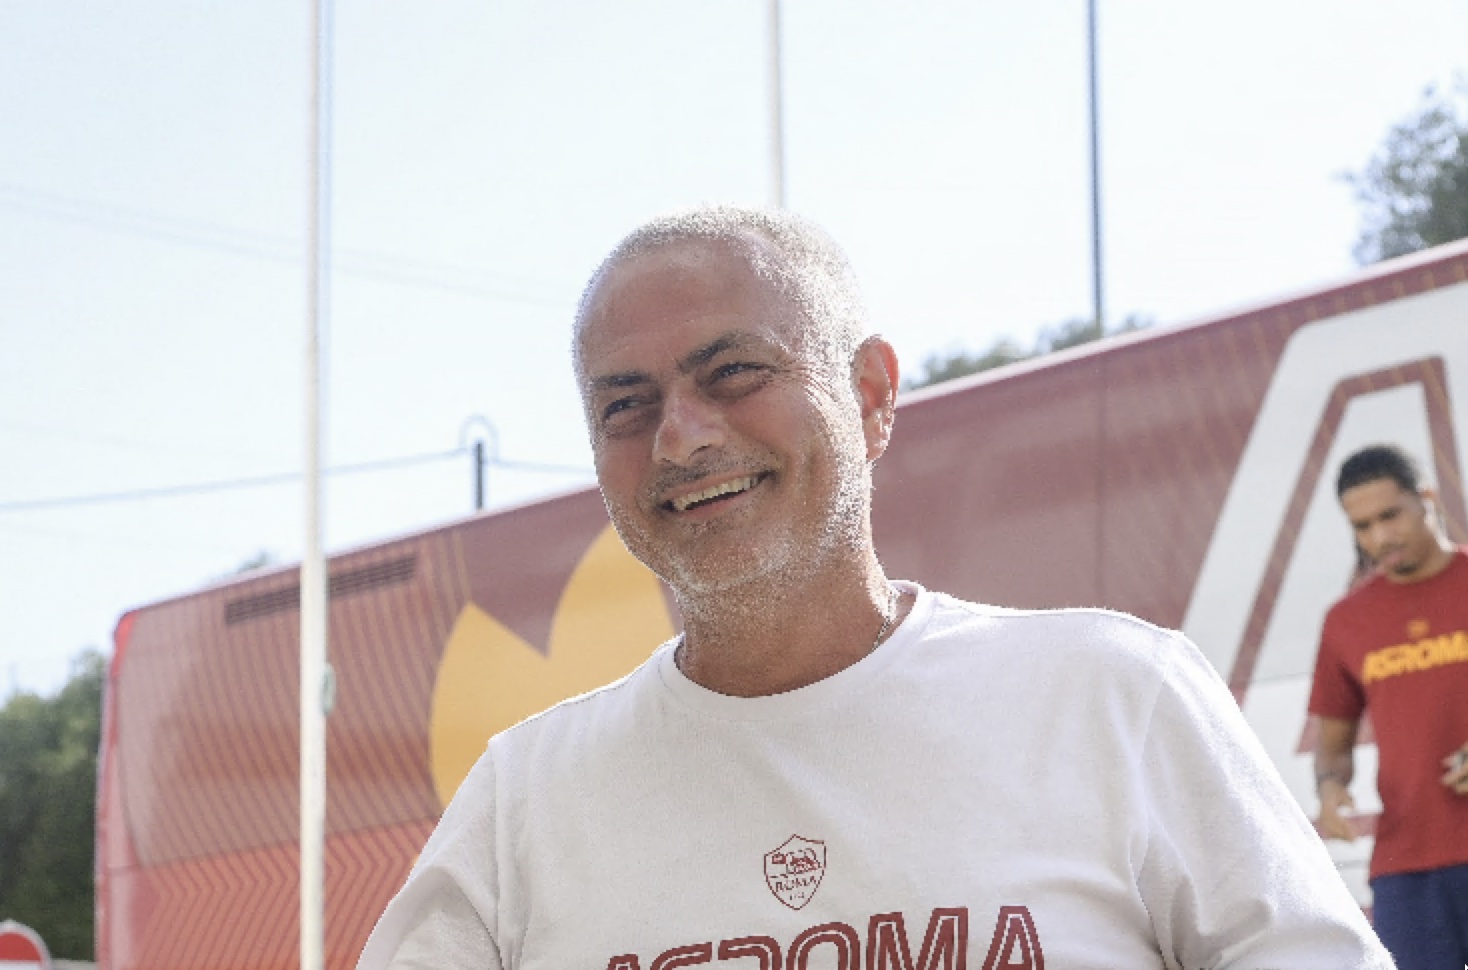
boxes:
[589,235,771,307]
[1342,478,1414,512]
[577,236,805,360]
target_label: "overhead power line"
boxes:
[0,417,280,463]
[492,457,597,476]
[0,519,254,555]
[0,183,570,308]
[0,448,462,513]
[0,448,592,514]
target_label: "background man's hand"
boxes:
[1440,745,1468,795]
[1316,780,1358,841]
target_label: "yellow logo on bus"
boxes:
[429,524,675,807]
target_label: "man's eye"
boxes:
[711,361,763,381]
[601,397,640,422]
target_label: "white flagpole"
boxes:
[767,0,786,209]
[1086,0,1104,330]
[302,0,332,966]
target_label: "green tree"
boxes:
[905,314,1151,390]
[907,337,1027,388]
[0,650,105,959]
[231,549,279,575]
[1349,79,1468,264]
[1033,314,1149,354]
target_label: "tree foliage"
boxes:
[905,314,1151,391]
[1349,79,1468,264]
[232,549,279,575]
[0,651,105,959]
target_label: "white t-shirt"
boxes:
[357,583,1390,970]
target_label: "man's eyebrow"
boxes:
[587,371,652,394]
[679,332,769,372]
[587,333,772,394]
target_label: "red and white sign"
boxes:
[0,921,52,970]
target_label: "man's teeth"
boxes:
[671,476,760,512]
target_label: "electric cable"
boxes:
[0,447,465,513]
[0,447,593,513]
[0,182,569,307]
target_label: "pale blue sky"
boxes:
[2,0,1466,694]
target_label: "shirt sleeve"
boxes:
[1307,610,1366,721]
[355,753,505,970]
[1135,631,1390,970]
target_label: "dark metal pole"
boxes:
[473,439,485,511]
[460,415,498,513]
[1087,0,1104,332]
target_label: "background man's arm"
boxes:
[1442,742,1468,794]
[1315,716,1359,841]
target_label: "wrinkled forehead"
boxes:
[574,234,811,372]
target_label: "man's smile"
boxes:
[662,473,771,513]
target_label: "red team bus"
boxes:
[97,240,1468,969]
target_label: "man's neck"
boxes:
[1386,538,1458,585]
[672,558,906,698]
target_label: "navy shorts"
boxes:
[1371,861,1468,970]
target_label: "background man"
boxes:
[1311,443,1468,969]
[358,206,1389,969]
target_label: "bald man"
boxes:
[358,206,1390,969]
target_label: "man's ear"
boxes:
[1419,485,1448,533]
[853,336,899,461]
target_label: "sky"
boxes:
[2,0,1466,697]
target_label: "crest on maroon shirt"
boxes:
[764,835,826,910]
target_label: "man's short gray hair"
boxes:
[574,205,868,375]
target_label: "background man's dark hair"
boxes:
[1336,443,1423,498]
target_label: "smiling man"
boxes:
[356,207,1390,969]
[575,216,895,698]
[1309,443,1468,970]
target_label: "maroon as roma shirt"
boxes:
[1308,547,1468,879]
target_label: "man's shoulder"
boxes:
[487,644,666,753]
[1324,573,1390,621]
[1444,545,1468,585]
[923,592,1186,666]
[915,593,1211,719]
[1325,572,1417,627]
[1326,546,1468,617]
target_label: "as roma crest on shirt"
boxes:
[764,835,826,910]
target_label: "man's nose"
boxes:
[653,385,725,465]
